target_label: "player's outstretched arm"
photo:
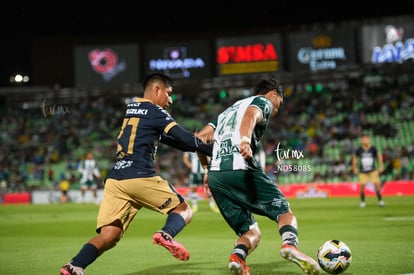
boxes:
[161,124,213,156]
[194,124,215,168]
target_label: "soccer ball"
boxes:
[317,239,352,274]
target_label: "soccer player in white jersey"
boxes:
[182,151,219,213]
[78,152,101,204]
[195,77,320,275]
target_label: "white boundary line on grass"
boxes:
[384,216,414,221]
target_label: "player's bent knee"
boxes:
[172,202,193,223]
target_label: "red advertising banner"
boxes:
[176,180,414,199]
[3,192,31,204]
[215,34,284,76]
[3,181,412,204]
[278,180,414,198]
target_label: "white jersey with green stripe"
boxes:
[186,151,204,175]
[209,95,273,171]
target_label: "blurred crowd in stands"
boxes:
[0,65,414,201]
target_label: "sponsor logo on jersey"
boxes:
[126,108,148,115]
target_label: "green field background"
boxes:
[0,196,413,275]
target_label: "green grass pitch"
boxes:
[0,195,413,275]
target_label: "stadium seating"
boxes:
[0,66,413,194]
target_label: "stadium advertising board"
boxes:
[287,29,356,72]
[18,180,414,204]
[361,21,414,64]
[74,44,139,88]
[174,180,414,200]
[143,40,212,80]
[215,34,283,75]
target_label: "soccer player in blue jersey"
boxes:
[60,73,213,275]
[352,134,384,208]
[195,77,320,275]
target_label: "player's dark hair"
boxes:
[142,72,174,90]
[254,77,285,98]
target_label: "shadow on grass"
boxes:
[124,261,216,275]
[123,259,332,275]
